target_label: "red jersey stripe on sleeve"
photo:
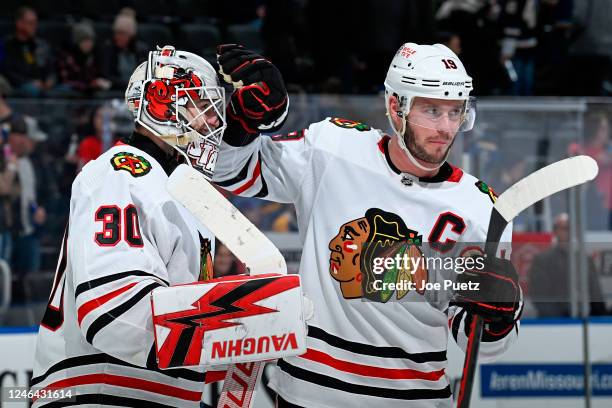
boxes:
[77,282,138,325]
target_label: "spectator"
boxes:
[498,0,539,95]
[213,242,242,278]
[0,77,15,126]
[568,113,612,228]
[7,116,47,275]
[304,0,361,92]
[72,105,115,172]
[271,205,298,232]
[436,0,505,95]
[0,122,20,262]
[230,196,265,227]
[436,31,462,56]
[99,9,148,90]
[2,6,54,97]
[529,213,608,317]
[536,0,574,94]
[56,20,111,95]
[261,0,313,92]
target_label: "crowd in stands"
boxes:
[0,77,47,287]
[0,1,609,97]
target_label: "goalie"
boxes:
[30,46,304,407]
[213,43,523,407]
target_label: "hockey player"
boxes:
[214,43,522,407]
[31,46,228,407]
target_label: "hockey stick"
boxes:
[456,155,599,408]
[167,164,287,408]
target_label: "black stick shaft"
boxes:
[456,208,508,408]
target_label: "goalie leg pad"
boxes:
[151,274,307,368]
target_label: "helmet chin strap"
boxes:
[158,129,200,148]
[387,113,449,172]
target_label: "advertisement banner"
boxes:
[481,363,612,397]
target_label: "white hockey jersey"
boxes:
[213,118,518,408]
[32,134,215,407]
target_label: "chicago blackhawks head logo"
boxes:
[144,67,204,123]
[328,208,428,301]
[110,152,152,177]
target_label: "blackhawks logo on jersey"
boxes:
[111,152,152,177]
[475,180,498,203]
[329,117,371,132]
[328,208,428,302]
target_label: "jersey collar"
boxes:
[378,135,463,183]
[119,132,182,176]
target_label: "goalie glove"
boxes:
[451,256,522,325]
[217,44,289,143]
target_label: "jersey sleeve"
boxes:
[212,125,320,203]
[68,172,191,367]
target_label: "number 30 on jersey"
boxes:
[94,204,143,247]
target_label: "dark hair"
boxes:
[9,115,27,134]
[15,6,36,21]
[435,31,458,45]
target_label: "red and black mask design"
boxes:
[143,68,204,123]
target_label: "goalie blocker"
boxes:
[151,273,307,368]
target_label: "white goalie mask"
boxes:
[125,46,226,179]
[384,43,475,171]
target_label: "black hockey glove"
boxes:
[451,256,522,325]
[217,44,289,143]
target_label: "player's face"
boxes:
[328,217,369,283]
[405,97,464,164]
[185,97,221,135]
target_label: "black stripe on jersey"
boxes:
[75,270,168,298]
[381,136,402,175]
[37,393,175,407]
[32,352,205,387]
[85,282,162,344]
[41,225,69,330]
[214,153,254,187]
[451,308,466,342]
[277,360,452,400]
[307,326,447,363]
[147,346,206,382]
[254,155,269,198]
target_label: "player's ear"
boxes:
[387,95,403,129]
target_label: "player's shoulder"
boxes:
[74,142,168,202]
[456,169,500,207]
[315,117,379,135]
[302,117,383,147]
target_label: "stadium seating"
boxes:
[176,23,221,62]
[138,23,173,49]
[226,23,263,54]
